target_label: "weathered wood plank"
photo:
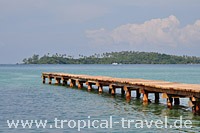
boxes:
[42,72,200,98]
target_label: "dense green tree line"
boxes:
[22,51,200,64]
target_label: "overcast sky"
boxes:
[0,0,200,64]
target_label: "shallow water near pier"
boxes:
[0,64,200,132]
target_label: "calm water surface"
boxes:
[0,64,200,133]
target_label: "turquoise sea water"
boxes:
[0,64,200,133]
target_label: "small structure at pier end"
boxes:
[42,72,200,115]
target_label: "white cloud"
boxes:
[179,20,200,44]
[86,15,200,48]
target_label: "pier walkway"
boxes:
[42,72,200,114]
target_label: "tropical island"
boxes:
[22,51,200,64]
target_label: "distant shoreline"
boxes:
[21,51,200,64]
[14,63,200,65]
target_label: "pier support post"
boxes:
[140,89,148,103]
[62,79,67,86]
[155,92,160,103]
[174,98,180,105]
[167,97,173,109]
[96,82,103,93]
[42,76,46,84]
[143,92,148,103]
[190,97,200,115]
[98,85,103,93]
[126,90,131,100]
[69,79,76,87]
[162,93,174,109]
[76,80,83,89]
[121,87,125,96]
[48,76,52,84]
[136,89,141,99]
[88,84,92,91]
[55,78,61,85]
[109,88,112,94]
[193,102,200,115]
[78,83,83,89]
[124,86,131,100]
[109,85,116,95]
[86,82,92,91]
[111,87,116,95]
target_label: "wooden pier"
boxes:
[42,72,200,114]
